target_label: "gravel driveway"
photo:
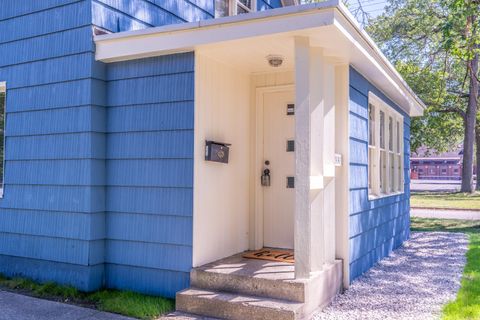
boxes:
[313,232,468,320]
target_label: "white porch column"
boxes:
[334,64,350,288]
[323,62,336,264]
[294,37,330,278]
[294,36,313,279]
[295,37,339,279]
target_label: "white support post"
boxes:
[295,38,333,279]
[309,47,325,273]
[323,62,336,264]
[294,36,313,279]
[334,64,350,288]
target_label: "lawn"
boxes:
[410,192,480,210]
[0,275,174,319]
[411,217,480,319]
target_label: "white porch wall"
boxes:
[193,54,251,267]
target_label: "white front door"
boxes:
[262,89,295,249]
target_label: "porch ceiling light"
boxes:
[266,55,284,68]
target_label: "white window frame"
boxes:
[215,0,257,17]
[368,92,404,199]
[231,0,256,15]
[0,82,6,198]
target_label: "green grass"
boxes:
[0,275,174,319]
[410,192,480,210]
[411,217,480,319]
[89,290,174,319]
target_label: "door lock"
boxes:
[261,161,271,187]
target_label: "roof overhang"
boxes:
[94,1,425,117]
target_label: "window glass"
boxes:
[237,5,249,13]
[388,116,393,151]
[368,104,375,146]
[215,0,230,17]
[396,121,400,153]
[389,153,394,192]
[238,0,252,6]
[379,111,385,149]
[380,150,387,193]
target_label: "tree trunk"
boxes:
[476,125,480,190]
[461,52,479,193]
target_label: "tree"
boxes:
[367,0,480,192]
[301,0,371,26]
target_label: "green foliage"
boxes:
[395,62,463,151]
[89,290,175,320]
[411,217,480,233]
[366,0,480,156]
[411,191,480,209]
[440,0,480,61]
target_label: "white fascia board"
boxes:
[95,3,337,63]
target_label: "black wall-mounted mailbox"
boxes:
[205,141,231,164]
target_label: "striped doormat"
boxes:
[242,249,294,263]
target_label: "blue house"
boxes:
[0,1,424,319]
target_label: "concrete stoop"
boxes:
[176,288,303,320]
[174,254,343,320]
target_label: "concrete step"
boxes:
[176,288,304,320]
[191,268,305,302]
[160,311,221,319]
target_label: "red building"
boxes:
[411,147,477,180]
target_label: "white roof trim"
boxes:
[94,1,425,117]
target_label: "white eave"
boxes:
[94,1,425,117]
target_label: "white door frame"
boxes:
[253,84,295,250]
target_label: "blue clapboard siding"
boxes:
[348,67,411,282]
[91,0,212,32]
[0,0,284,297]
[105,264,190,298]
[0,0,106,291]
[104,53,195,298]
[0,255,104,291]
[92,0,282,33]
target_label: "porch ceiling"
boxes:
[94,1,425,117]
[194,25,349,74]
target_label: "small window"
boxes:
[368,92,404,198]
[215,0,256,17]
[286,140,295,152]
[0,83,5,197]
